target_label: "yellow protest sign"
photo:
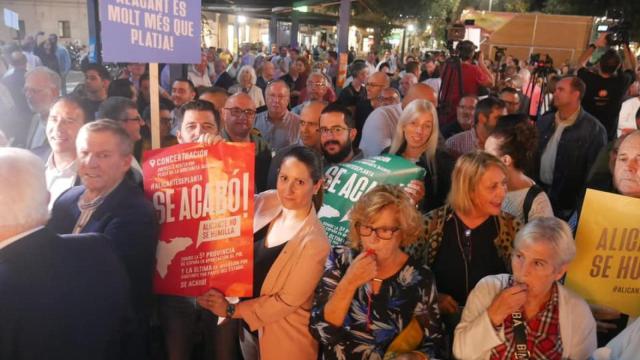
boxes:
[565,189,640,317]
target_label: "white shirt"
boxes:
[360,103,402,157]
[45,155,78,210]
[0,226,43,251]
[229,85,265,108]
[592,318,640,360]
[187,66,213,88]
[617,97,640,137]
[502,186,554,223]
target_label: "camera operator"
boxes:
[438,40,494,126]
[576,32,636,140]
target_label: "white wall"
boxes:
[1,0,89,45]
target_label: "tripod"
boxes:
[524,65,554,121]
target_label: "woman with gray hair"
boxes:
[453,217,597,359]
[385,99,455,212]
[230,64,265,108]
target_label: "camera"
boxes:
[600,8,630,46]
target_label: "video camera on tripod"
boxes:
[529,53,554,76]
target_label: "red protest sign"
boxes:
[143,142,254,297]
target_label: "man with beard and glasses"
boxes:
[319,102,363,167]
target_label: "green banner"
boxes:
[320,155,426,246]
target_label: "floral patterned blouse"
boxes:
[310,246,445,360]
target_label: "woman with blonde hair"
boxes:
[230,65,265,108]
[311,184,445,360]
[405,151,521,339]
[386,99,455,212]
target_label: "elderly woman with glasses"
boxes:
[230,65,265,108]
[405,151,521,339]
[310,184,445,360]
[453,217,597,360]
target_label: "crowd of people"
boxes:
[0,31,639,360]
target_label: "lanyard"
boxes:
[511,311,530,359]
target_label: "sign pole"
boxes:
[150,63,160,149]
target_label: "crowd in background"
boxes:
[0,30,640,360]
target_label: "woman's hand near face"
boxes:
[486,283,528,327]
[404,180,425,206]
[196,288,228,317]
[342,251,377,290]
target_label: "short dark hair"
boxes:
[172,78,196,93]
[107,79,135,100]
[179,99,221,129]
[97,96,137,122]
[499,87,519,96]
[599,49,621,75]
[564,76,586,100]
[349,61,368,78]
[405,61,420,75]
[457,40,476,61]
[52,95,90,124]
[139,73,149,83]
[474,97,506,126]
[200,86,229,97]
[83,63,110,80]
[321,102,355,128]
[328,51,338,60]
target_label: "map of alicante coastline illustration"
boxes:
[156,237,193,278]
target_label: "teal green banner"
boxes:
[320,154,426,246]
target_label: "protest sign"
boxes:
[565,189,640,317]
[99,0,200,63]
[143,142,254,297]
[320,155,426,246]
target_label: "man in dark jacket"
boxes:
[537,76,607,219]
[0,148,131,360]
[48,120,158,360]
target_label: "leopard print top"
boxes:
[405,204,522,268]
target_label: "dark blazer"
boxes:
[48,179,159,318]
[536,108,607,219]
[0,228,130,360]
[213,71,235,91]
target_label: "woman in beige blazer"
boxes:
[198,146,330,360]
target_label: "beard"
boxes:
[322,138,353,164]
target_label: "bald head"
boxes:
[10,51,27,69]
[402,83,437,109]
[614,131,640,198]
[0,148,49,237]
[366,71,390,100]
[299,101,326,149]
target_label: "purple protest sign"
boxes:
[99,0,201,64]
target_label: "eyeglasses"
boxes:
[123,115,144,123]
[307,81,326,88]
[318,126,349,136]
[356,224,400,240]
[224,107,257,118]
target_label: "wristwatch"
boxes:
[226,303,236,318]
